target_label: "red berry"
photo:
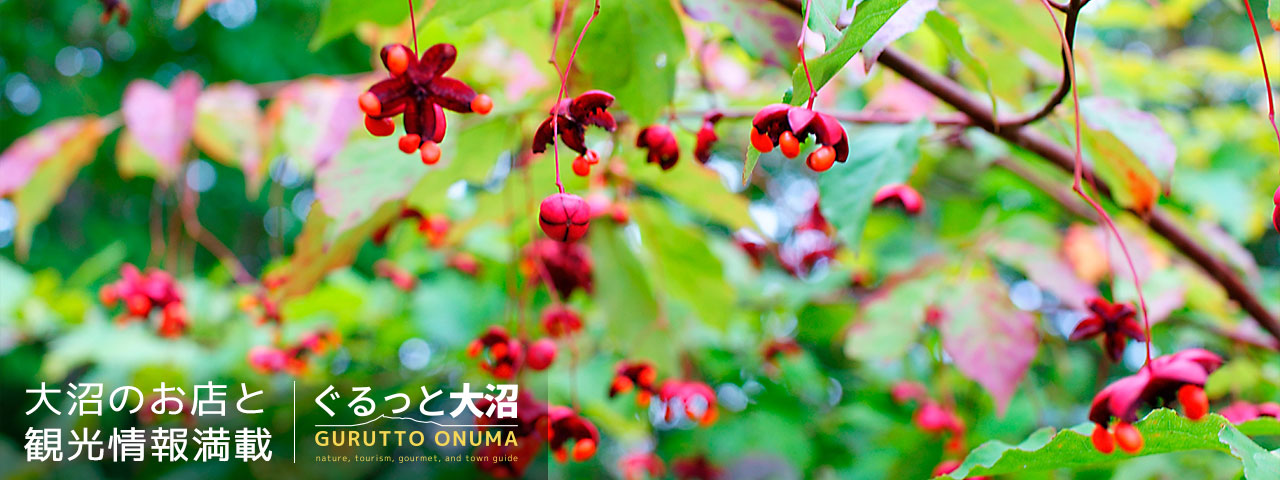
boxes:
[420,141,442,165]
[1113,422,1143,454]
[807,146,836,172]
[539,193,591,242]
[126,295,152,317]
[1178,384,1209,420]
[779,131,800,158]
[612,376,634,395]
[572,156,591,176]
[386,46,410,76]
[1090,423,1114,454]
[398,134,421,154]
[572,439,597,462]
[365,115,395,136]
[527,339,557,370]
[99,285,119,308]
[585,150,600,165]
[471,94,493,115]
[750,128,773,153]
[358,92,381,116]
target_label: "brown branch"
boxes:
[995,0,1082,128]
[876,47,1280,343]
[179,185,255,284]
[682,108,968,125]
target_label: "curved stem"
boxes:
[1036,0,1152,368]
[1244,0,1280,171]
[406,0,418,56]
[997,0,1083,128]
[547,0,601,194]
[798,0,817,109]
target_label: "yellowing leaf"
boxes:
[193,82,266,197]
[175,0,220,29]
[1084,128,1161,214]
[0,117,112,259]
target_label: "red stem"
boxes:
[1245,0,1280,169]
[547,0,601,194]
[407,0,418,56]
[798,0,817,109]
[1037,0,1152,368]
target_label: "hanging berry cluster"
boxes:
[247,330,340,375]
[749,104,847,172]
[99,264,188,338]
[358,43,492,165]
[1086,348,1219,454]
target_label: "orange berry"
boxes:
[612,376,634,395]
[466,340,482,357]
[490,342,508,359]
[398,134,421,154]
[554,448,568,463]
[1090,423,1114,454]
[365,115,395,137]
[807,146,836,172]
[471,94,493,115]
[779,131,800,158]
[1178,384,1209,420]
[638,367,656,387]
[99,285,118,308]
[572,156,591,176]
[749,128,773,153]
[1114,422,1143,454]
[699,407,719,426]
[635,391,651,407]
[585,150,600,165]
[420,141,442,165]
[358,92,381,116]
[572,439,597,462]
[386,47,409,76]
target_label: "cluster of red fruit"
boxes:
[99,264,188,338]
[238,289,282,325]
[472,392,599,477]
[1086,348,1218,454]
[357,43,492,164]
[606,360,720,427]
[749,104,848,172]
[466,326,560,378]
[521,238,593,297]
[247,329,339,375]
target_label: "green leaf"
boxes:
[1080,96,1176,191]
[632,199,735,331]
[681,0,800,67]
[844,275,939,361]
[631,148,753,230]
[743,147,761,186]
[789,0,908,107]
[311,0,415,50]
[313,135,430,233]
[193,82,266,197]
[948,0,1059,62]
[943,411,1280,479]
[1268,0,1280,31]
[816,119,932,250]
[924,11,997,120]
[1083,127,1161,214]
[425,0,527,26]
[576,0,686,125]
[590,221,678,373]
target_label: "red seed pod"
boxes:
[526,339,557,371]
[158,302,188,338]
[872,183,924,215]
[1272,185,1280,233]
[420,141,442,165]
[1090,423,1115,454]
[778,130,800,158]
[541,306,583,338]
[126,294,152,317]
[1178,384,1209,420]
[572,156,591,177]
[471,94,493,115]
[806,145,836,172]
[1113,422,1143,454]
[636,125,680,170]
[365,116,395,137]
[398,134,421,154]
[539,193,591,243]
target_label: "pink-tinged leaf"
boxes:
[941,277,1039,416]
[0,117,113,259]
[1080,96,1176,192]
[263,77,364,176]
[192,82,265,197]
[681,0,801,67]
[313,135,429,233]
[988,239,1098,311]
[861,0,937,72]
[120,71,203,181]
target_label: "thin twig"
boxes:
[180,186,255,284]
[876,47,1280,344]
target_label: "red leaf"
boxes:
[120,71,203,179]
[940,277,1039,415]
